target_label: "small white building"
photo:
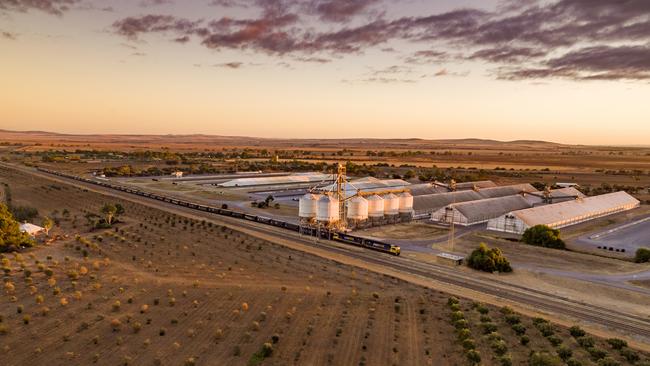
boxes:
[20,223,45,237]
[172,171,184,178]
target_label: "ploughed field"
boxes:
[1,167,648,366]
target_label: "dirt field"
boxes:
[2,167,648,365]
[355,222,447,240]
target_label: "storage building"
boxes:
[487,191,640,235]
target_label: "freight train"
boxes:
[37,168,401,256]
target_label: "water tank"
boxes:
[298,193,320,219]
[398,192,414,213]
[367,195,385,218]
[347,196,369,221]
[317,195,339,223]
[383,193,399,216]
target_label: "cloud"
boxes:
[306,0,381,23]
[139,0,173,7]
[105,0,650,81]
[500,45,650,81]
[214,62,244,69]
[0,0,79,15]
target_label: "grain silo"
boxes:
[398,192,414,219]
[383,193,400,216]
[298,193,321,221]
[347,196,369,221]
[367,195,385,220]
[317,195,340,224]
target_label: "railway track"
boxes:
[7,164,650,342]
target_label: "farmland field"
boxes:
[2,166,648,365]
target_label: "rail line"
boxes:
[10,164,650,342]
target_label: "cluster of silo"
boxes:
[298,193,341,226]
[299,190,414,228]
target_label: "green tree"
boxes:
[522,225,566,249]
[467,243,513,273]
[0,203,34,252]
[635,248,650,263]
[101,204,117,225]
[42,217,54,236]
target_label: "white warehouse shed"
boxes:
[431,187,585,226]
[487,191,640,235]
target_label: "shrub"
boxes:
[635,248,650,263]
[271,333,280,344]
[566,359,583,366]
[465,349,481,365]
[499,355,512,366]
[557,345,572,361]
[597,357,620,366]
[505,315,520,325]
[528,352,562,366]
[605,338,627,350]
[587,347,607,361]
[462,339,476,350]
[536,323,555,337]
[467,243,512,273]
[620,348,639,363]
[512,324,526,336]
[457,329,471,341]
[500,306,514,315]
[547,335,562,347]
[569,326,586,338]
[482,323,498,334]
[522,225,566,249]
[520,335,530,346]
[491,339,508,356]
[451,311,464,321]
[577,336,595,348]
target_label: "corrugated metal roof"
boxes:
[511,191,640,227]
[413,184,539,214]
[318,178,410,193]
[410,180,497,196]
[219,173,333,187]
[452,195,541,223]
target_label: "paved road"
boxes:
[574,215,650,256]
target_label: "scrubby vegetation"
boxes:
[0,203,34,252]
[522,225,566,249]
[467,243,512,273]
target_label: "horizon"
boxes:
[4,128,650,148]
[1,0,650,145]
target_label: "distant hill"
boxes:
[0,128,577,152]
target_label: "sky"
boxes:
[1,0,649,145]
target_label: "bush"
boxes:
[597,357,620,366]
[566,359,583,366]
[499,355,513,366]
[512,323,527,335]
[482,323,498,334]
[522,225,566,249]
[462,339,476,350]
[465,349,481,365]
[528,352,562,366]
[491,339,508,356]
[520,335,530,346]
[605,338,627,350]
[620,348,639,363]
[587,347,607,361]
[569,325,586,338]
[536,323,555,337]
[577,336,595,348]
[557,345,572,361]
[467,243,512,273]
[505,315,520,325]
[636,248,650,263]
[457,328,471,340]
[547,335,562,347]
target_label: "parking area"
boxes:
[574,216,650,256]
